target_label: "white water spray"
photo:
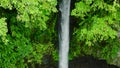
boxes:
[58,0,71,68]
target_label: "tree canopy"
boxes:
[0,0,120,67]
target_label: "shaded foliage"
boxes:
[70,0,120,64]
[0,0,57,68]
[0,0,120,68]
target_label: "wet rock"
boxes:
[69,56,119,68]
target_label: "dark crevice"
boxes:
[0,7,17,36]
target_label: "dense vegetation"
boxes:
[70,0,120,64]
[0,0,120,68]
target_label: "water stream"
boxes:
[58,0,71,68]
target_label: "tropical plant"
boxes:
[70,0,120,64]
[0,0,57,67]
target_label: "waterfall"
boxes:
[58,0,71,68]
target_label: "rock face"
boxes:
[69,56,119,68]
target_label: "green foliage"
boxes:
[27,43,54,64]
[0,37,32,68]
[0,0,57,29]
[0,18,8,44]
[0,0,57,68]
[0,0,120,67]
[71,0,120,62]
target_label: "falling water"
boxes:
[58,0,71,68]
